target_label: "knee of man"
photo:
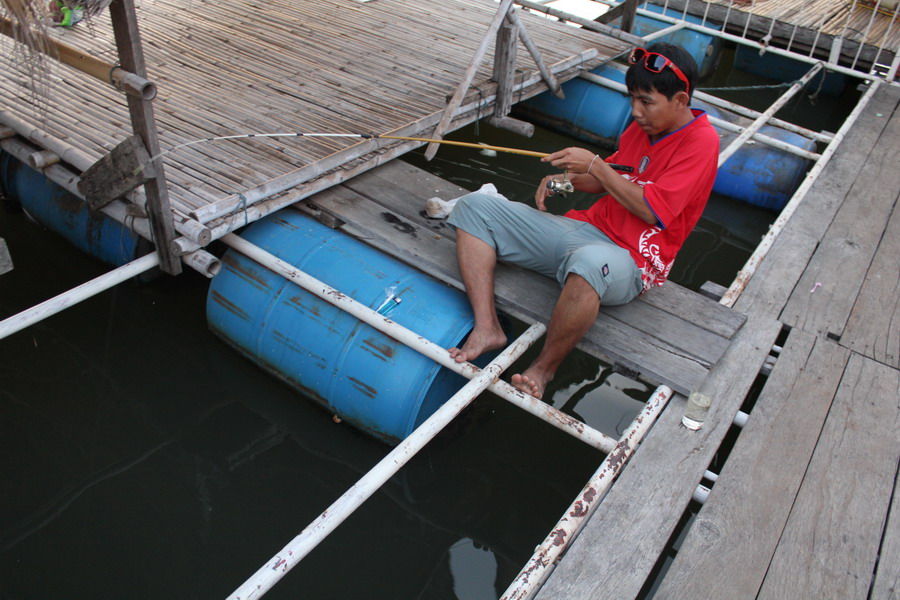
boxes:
[456,191,502,215]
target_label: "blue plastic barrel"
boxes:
[206,209,481,444]
[519,65,631,147]
[697,100,816,211]
[0,150,143,266]
[629,4,723,78]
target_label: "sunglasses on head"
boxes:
[628,47,691,96]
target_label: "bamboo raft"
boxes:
[0,0,631,245]
[656,0,899,66]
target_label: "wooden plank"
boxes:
[757,354,900,599]
[108,0,181,275]
[652,332,850,599]
[840,178,900,368]
[77,135,155,210]
[779,98,900,340]
[346,162,746,341]
[871,467,900,600]
[734,224,820,318]
[301,183,726,395]
[534,314,782,600]
[787,85,900,242]
[736,85,900,320]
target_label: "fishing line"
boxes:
[135,131,634,175]
[135,132,551,175]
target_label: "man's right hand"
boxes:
[534,175,558,211]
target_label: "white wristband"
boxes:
[588,154,599,174]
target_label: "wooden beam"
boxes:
[424,0,515,160]
[107,0,181,275]
[493,20,518,119]
[596,0,639,33]
[77,135,155,210]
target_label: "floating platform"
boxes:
[0,0,632,245]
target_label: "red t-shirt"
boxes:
[565,110,719,291]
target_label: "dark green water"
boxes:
[1,44,847,598]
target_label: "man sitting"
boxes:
[447,42,719,399]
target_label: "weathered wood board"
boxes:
[736,85,900,319]
[302,160,746,395]
[533,314,782,600]
[780,86,900,340]
[840,180,900,368]
[871,469,900,599]
[652,331,850,599]
[756,353,900,599]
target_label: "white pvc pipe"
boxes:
[0,136,220,278]
[693,483,711,504]
[717,62,824,167]
[220,233,619,454]
[0,253,160,340]
[626,3,883,82]
[500,385,676,600]
[720,79,881,307]
[227,322,545,600]
[579,72,821,159]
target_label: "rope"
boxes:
[698,81,793,92]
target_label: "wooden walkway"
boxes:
[0,0,630,243]
[535,81,900,599]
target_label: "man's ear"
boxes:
[674,90,690,109]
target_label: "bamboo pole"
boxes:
[0,16,155,99]
[717,62,824,167]
[0,136,219,277]
[514,0,645,44]
[0,116,213,248]
[508,7,564,98]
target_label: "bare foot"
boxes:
[449,326,507,363]
[511,368,553,399]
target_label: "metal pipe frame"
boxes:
[228,321,547,599]
[220,233,618,453]
[500,385,676,599]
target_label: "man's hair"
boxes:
[625,42,699,100]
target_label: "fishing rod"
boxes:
[138,131,633,173]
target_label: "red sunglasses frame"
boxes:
[628,47,691,96]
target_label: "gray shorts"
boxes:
[447,192,643,306]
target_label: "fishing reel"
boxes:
[545,177,574,197]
